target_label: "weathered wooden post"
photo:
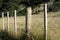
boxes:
[2,12,4,31]
[14,10,17,37]
[44,3,48,40]
[26,7,32,40]
[7,12,9,32]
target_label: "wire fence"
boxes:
[0,3,47,40]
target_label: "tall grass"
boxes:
[0,11,60,40]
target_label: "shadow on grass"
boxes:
[0,30,51,40]
[0,30,19,40]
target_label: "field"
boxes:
[0,11,60,40]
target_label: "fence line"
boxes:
[2,10,17,37]
[7,12,9,32]
[1,4,48,40]
[26,7,32,40]
[44,3,47,40]
[14,10,17,37]
[2,12,4,31]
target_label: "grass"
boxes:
[0,11,60,40]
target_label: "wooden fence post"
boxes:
[44,3,48,40]
[26,7,32,40]
[7,12,9,32]
[2,12,4,31]
[14,10,17,37]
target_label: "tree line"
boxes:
[0,0,60,17]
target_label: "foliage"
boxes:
[0,0,50,16]
[0,0,19,11]
[48,1,60,12]
[0,0,2,9]
[17,4,26,16]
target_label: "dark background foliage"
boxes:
[0,0,60,17]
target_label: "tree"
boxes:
[0,0,50,16]
[0,0,19,12]
[0,0,20,17]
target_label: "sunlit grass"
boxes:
[0,11,60,40]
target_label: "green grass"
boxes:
[0,11,60,40]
